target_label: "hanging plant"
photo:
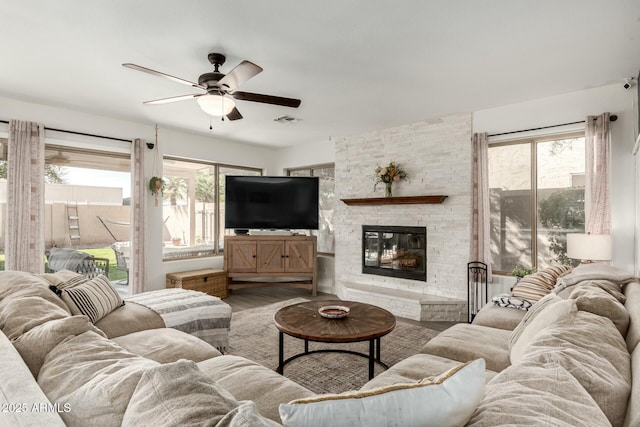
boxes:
[149,124,164,207]
[149,176,165,207]
[149,176,165,195]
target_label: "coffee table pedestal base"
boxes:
[276,332,388,380]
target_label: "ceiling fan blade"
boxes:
[123,63,205,90]
[231,91,301,108]
[143,93,204,105]
[226,107,243,121]
[218,61,263,91]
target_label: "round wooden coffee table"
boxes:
[273,300,396,380]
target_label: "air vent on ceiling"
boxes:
[274,115,302,124]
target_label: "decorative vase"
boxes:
[385,182,393,198]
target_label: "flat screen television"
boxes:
[225,176,319,230]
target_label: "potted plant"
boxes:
[149,176,165,207]
[511,265,536,282]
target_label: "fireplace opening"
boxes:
[362,225,426,281]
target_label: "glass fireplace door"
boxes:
[362,225,426,281]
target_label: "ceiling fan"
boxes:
[123,53,301,121]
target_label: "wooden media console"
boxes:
[224,235,317,296]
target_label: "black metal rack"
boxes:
[467,261,488,323]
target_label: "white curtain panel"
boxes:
[585,113,611,235]
[470,132,492,281]
[130,138,147,295]
[6,120,45,273]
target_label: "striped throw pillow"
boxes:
[60,275,124,323]
[49,275,88,296]
[511,265,572,302]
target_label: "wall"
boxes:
[333,113,473,301]
[0,95,277,291]
[273,138,335,173]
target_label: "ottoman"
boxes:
[126,288,232,353]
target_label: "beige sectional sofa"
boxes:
[0,264,639,426]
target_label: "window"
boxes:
[489,133,585,273]
[42,144,132,284]
[287,164,335,254]
[162,157,261,260]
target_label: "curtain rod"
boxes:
[487,114,618,138]
[0,120,131,143]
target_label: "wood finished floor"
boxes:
[224,286,457,332]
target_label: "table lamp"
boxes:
[566,233,612,263]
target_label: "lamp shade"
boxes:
[197,94,236,116]
[566,233,612,261]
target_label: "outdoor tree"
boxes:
[0,161,67,184]
[196,173,216,244]
[538,187,584,266]
[162,176,188,205]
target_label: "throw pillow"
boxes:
[278,358,486,427]
[491,293,533,311]
[12,315,106,377]
[60,275,124,323]
[122,360,279,427]
[38,330,159,427]
[508,293,577,364]
[511,265,572,302]
[48,274,88,296]
[466,360,611,426]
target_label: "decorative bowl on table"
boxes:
[318,305,350,319]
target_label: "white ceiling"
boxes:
[1,1,639,148]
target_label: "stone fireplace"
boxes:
[362,225,426,281]
[333,113,473,322]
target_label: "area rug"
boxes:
[227,298,440,394]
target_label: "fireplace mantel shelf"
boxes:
[340,195,448,206]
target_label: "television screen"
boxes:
[225,176,319,230]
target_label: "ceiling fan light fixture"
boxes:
[197,94,236,116]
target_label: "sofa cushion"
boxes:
[94,301,164,338]
[467,360,610,426]
[555,262,636,291]
[12,315,106,377]
[0,271,71,315]
[511,264,572,302]
[471,303,526,331]
[625,345,640,427]
[0,296,70,340]
[520,311,630,427]
[420,323,511,372]
[0,330,66,427]
[279,359,486,427]
[38,330,159,427]
[198,354,314,423]
[60,275,124,323]
[360,353,498,391]
[122,359,278,427]
[624,280,640,353]
[113,328,221,364]
[569,284,629,336]
[508,293,577,364]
